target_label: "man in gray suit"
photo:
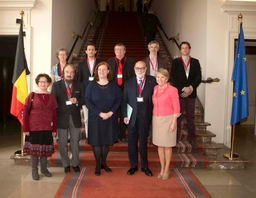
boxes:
[51,64,84,173]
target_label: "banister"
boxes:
[201,77,220,83]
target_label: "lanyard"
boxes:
[148,56,158,71]
[180,57,191,70]
[65,83,73,98]
[87,57,96,76]
[137,77,146,96]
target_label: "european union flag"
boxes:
[231,23,249,125]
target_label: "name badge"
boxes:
[137,97,143,102]
[66,100,72,105]
[117,74,122,78]
[89,77,94,81]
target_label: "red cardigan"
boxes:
[23,93,58,132]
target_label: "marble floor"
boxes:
[0,118,256,198]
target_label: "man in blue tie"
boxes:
[122,61,156,176]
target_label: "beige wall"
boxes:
[150,0,256,145]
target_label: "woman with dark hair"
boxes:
[85,62,121,176]
[23,73,58,180]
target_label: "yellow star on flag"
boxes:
[240,90,245,95]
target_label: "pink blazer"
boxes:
[152,83,180,117]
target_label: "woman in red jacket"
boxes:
[152,68,180,180]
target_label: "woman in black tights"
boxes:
[85,62,121,176]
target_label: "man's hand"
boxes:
[181,86,193,98]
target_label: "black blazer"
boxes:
[51,80,84,129]
[122,75,156,128]
[170,57,202,98]
[77,58,102,89]
[142,56,167,75]
[107,56,135,91]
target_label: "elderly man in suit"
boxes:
[51,64,85,173]
[170,41,202,147]
[122,61,156,176]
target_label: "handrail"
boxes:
[67,9,98,62]
[169,33,180,49]
[201,77,220,83]
[67,21,91,61]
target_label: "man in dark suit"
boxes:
[77,43,101,139]
[51,64,85,173]
[170,41,202,147]
[122,61,156,176]
[77,43,102,88]
[107,43,135,143]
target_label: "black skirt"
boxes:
[23,130,54,157]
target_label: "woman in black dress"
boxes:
[85,62,121,176]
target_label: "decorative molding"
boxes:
[221,1,256,14]
[0,0,37,9]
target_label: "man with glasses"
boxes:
[122,61,156,177]
[107,43,135,144]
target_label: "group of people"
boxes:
[22,40,201,181]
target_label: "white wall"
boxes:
[151,0,256,145]
[51,0,96,66]
[31,0,96,91]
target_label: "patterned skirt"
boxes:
[23,130,54,157]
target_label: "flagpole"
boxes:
[224,13,244,160]
[13,10,28,156]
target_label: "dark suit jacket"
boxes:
[170,57,202,98]
[142,56,167,75]
[122,75,156,128]
[51,80,84,129]
[107,56,135,91]
[77,58,102,89]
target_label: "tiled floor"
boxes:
[0,118,256,198]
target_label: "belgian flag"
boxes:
[10,18,30,125]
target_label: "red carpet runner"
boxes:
[54,167,212,198]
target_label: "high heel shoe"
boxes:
[95,166,101,176]
[157,174,163,179]
[162,171,170,180]
[101,164,112,172]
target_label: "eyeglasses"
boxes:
[38,81,48,84]
[135,67,146,71]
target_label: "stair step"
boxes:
[48,151,209,168]
[53,141,204,154]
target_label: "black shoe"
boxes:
[73,166,80,173]
[101,164,112,172]
[95,166,101,176]
[119,138,128,144]
[188,140,198,148]
[127,167,138,175]
[141,167,153,176]
[64,166,70,173]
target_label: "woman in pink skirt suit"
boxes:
[152,68,180,180]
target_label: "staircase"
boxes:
[12,11,249,170]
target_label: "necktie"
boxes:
[139,79,143,88]
[117,60,123,85]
